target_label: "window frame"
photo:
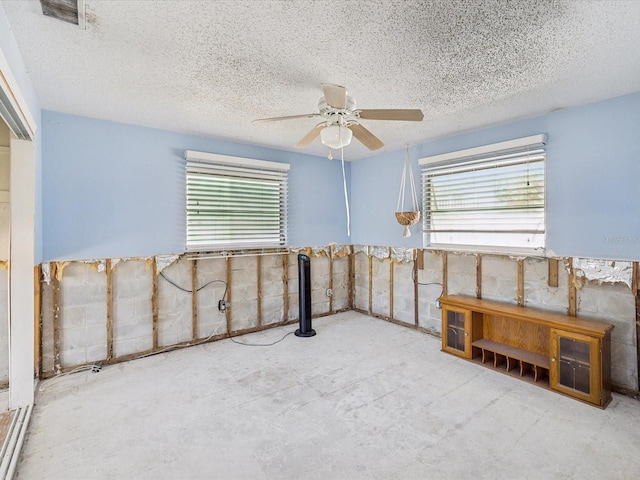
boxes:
[419,134,547,255]
[184,150,289,253]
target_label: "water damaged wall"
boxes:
[33,246,639,393]
[37,246,352,379]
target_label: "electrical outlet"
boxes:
[435,298,442,309]
[218,300,227,313]
[326,288,333,297]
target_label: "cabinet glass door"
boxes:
[442,307,471,358]
[558,337,591,394]
[550,329,600,404]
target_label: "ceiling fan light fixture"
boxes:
[320,125,352,149]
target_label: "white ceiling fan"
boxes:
[254,84,424,151]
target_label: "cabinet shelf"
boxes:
[440,295,613,408]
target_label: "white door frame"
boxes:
[9,137,34,408]
[0,42,38,409]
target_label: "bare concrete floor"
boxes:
[16,312,640,479]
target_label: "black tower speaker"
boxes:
[295,253,316,337]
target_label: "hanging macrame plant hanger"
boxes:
[395,144,421,237]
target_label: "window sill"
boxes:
[185,247,289,259]
[424,244,547,259]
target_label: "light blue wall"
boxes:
[351,91,640,261]
[42,111,351,261]
[0,5,42,263]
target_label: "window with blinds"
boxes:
[419,135,546,251]
[185,151,289,251]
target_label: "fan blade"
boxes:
[348,123,384,150]
[253,113,319,123]
[295,124,324,148]
[321,83,347,109]
[358,109,424,121]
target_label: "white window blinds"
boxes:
[185,151,289,251]
[419,135,546,250]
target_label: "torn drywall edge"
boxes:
[42,262,51,284]
[79,259,106,273]
[353,245,369,255]
[331,244,351,258]
[155,254,181,272]
[54,261,71,281]
[390,247,414,263]
[572,258,634,289]
[370,246,390,260]
[311,246,331,257]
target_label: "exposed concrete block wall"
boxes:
[58,263,107,367]
[229,256,258,331]
[260,254,286,326]
[354,252,369,311]
[578,282,637,389]
[35,247,638,393]
[310,255,330,316]
[447,253,476,297]
[524,258,569,313]
[417,251,442,333]
[40,280,55,374]
[371,257,391,318]
[392,261,414,325]
[287,253,299,321]
[332,256,350,311]
[0,268,8,384]
[158,257,193,346]
[195,257,227,337]
[113,260,153,357]
[481,256,518,304]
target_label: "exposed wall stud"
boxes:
[256,256,262,327]
[413,252,419,327]
[568,258,577,317]
[151,258,159,349]
[389,260,394,320]
[416,249,424,270]
[476,254,482,299]
[226,257,232,333]
[348,251,354,309]
[517,259,524,307]
[191,259,198,341]
[105,259,114,361]
[34,265,42,377]
[634,261,640,390]
[548,258,559,287]
[329,254,334,313]
[442,252,448,296]
[51,263,61,374]
[368,255,373,314]
[282,254,289,323]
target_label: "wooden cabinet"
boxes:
[442,306,482,359]
[550,329,611,406]
[442,306,470,358]
[439,295,614,408]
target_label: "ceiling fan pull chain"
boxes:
[341,146,351,236]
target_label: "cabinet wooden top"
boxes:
[440,295,614,337]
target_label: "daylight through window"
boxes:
[420,135,546,251]
[185,151,289,251]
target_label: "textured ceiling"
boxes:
[3,0,640,160]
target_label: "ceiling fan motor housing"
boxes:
[318,95,357,125]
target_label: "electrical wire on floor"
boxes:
[227,330,295,347]
[38,364,100,392]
